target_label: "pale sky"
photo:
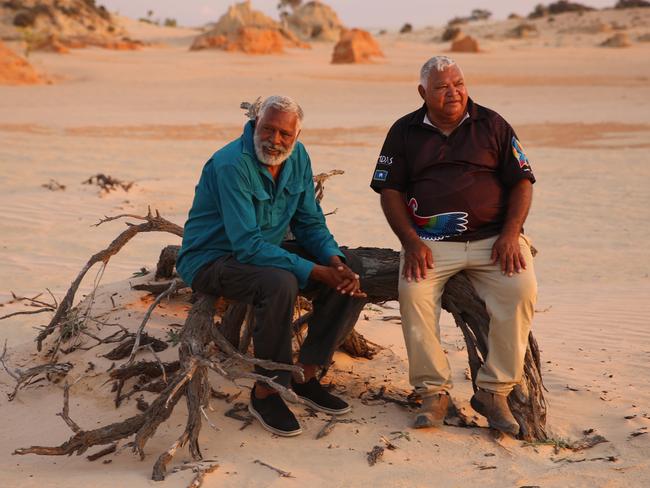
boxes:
[100,0,618,29]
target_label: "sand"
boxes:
[1,10,649,488]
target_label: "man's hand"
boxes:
[403,237,434,282]
[379,189,434,283]
[310,257,367,298]
[493,179,533,277]
[491,232,526,277]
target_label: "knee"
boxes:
[492,273,537,313]
[256,268,299,301]
[513,272,537,304]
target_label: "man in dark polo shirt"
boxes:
[370,56,537,436]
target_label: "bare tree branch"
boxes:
[35,208,183,352]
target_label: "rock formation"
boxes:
[600,32,632,47]
[191,1,308,53]
[191,26,286,54]
[0,0,141,51]
[331,28,384,64]
[450,35,480,53]
[285,1,344,42]
[0,40,44,84]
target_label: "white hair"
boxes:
[257,95,304,129]
[419,56,459,86]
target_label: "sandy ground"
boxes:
[1,11,650,488]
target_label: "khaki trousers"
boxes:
[398,235,537,396]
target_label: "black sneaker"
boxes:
[292,378,352,415]
[248,389,302,437]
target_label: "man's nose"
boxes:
[271,130,282,145]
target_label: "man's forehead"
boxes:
[260,107,298,123]
[429,65,464,82]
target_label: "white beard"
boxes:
[253,130,296,167]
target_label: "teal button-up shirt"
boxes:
[176,120,344,288]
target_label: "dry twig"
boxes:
[126,279,180,365]
[316,416,359,439]
[83,174,134,193]
[4,354,73,401]
[254,459,294,478]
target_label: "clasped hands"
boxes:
[310,256,367,298]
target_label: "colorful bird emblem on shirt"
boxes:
[511,136,531,171]
[407,198,468,240]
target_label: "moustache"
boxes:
[262,142,288,154]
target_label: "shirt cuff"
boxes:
[319,245,345,266]
[293,258,315,289]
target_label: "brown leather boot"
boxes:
[413,393,449,429]
[470,389,520,436]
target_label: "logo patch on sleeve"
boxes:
[373,169,388,181]
[377,155,393,165]
[511,136,531,171]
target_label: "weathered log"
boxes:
[153,244,547,441]
[155,245,181,280]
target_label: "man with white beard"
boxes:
[177,95,366,437]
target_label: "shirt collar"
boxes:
[241,119,256,157]
[423,111,469,130]
[410,97,483,127]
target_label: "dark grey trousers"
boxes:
[191,242,366,387]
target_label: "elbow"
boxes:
[231,241,258,264]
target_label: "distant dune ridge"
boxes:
[0,0,141,51]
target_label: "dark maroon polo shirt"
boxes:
[370,98,535,242]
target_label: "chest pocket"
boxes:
[251,187,272,229]
[451,126,499,169]
[276,180,304,225]
[452,144,498,169]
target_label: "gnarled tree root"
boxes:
[15,295,303,481]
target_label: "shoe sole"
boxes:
[248,402,303,437]
[470,396,519,436]
[297,395,352,415]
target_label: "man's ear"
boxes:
[417,84,426,101]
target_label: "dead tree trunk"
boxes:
[155,245,547,441]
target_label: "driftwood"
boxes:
[14,294,304,481]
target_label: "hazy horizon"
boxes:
[100,0,619,29]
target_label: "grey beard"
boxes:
[253,131,296,167]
